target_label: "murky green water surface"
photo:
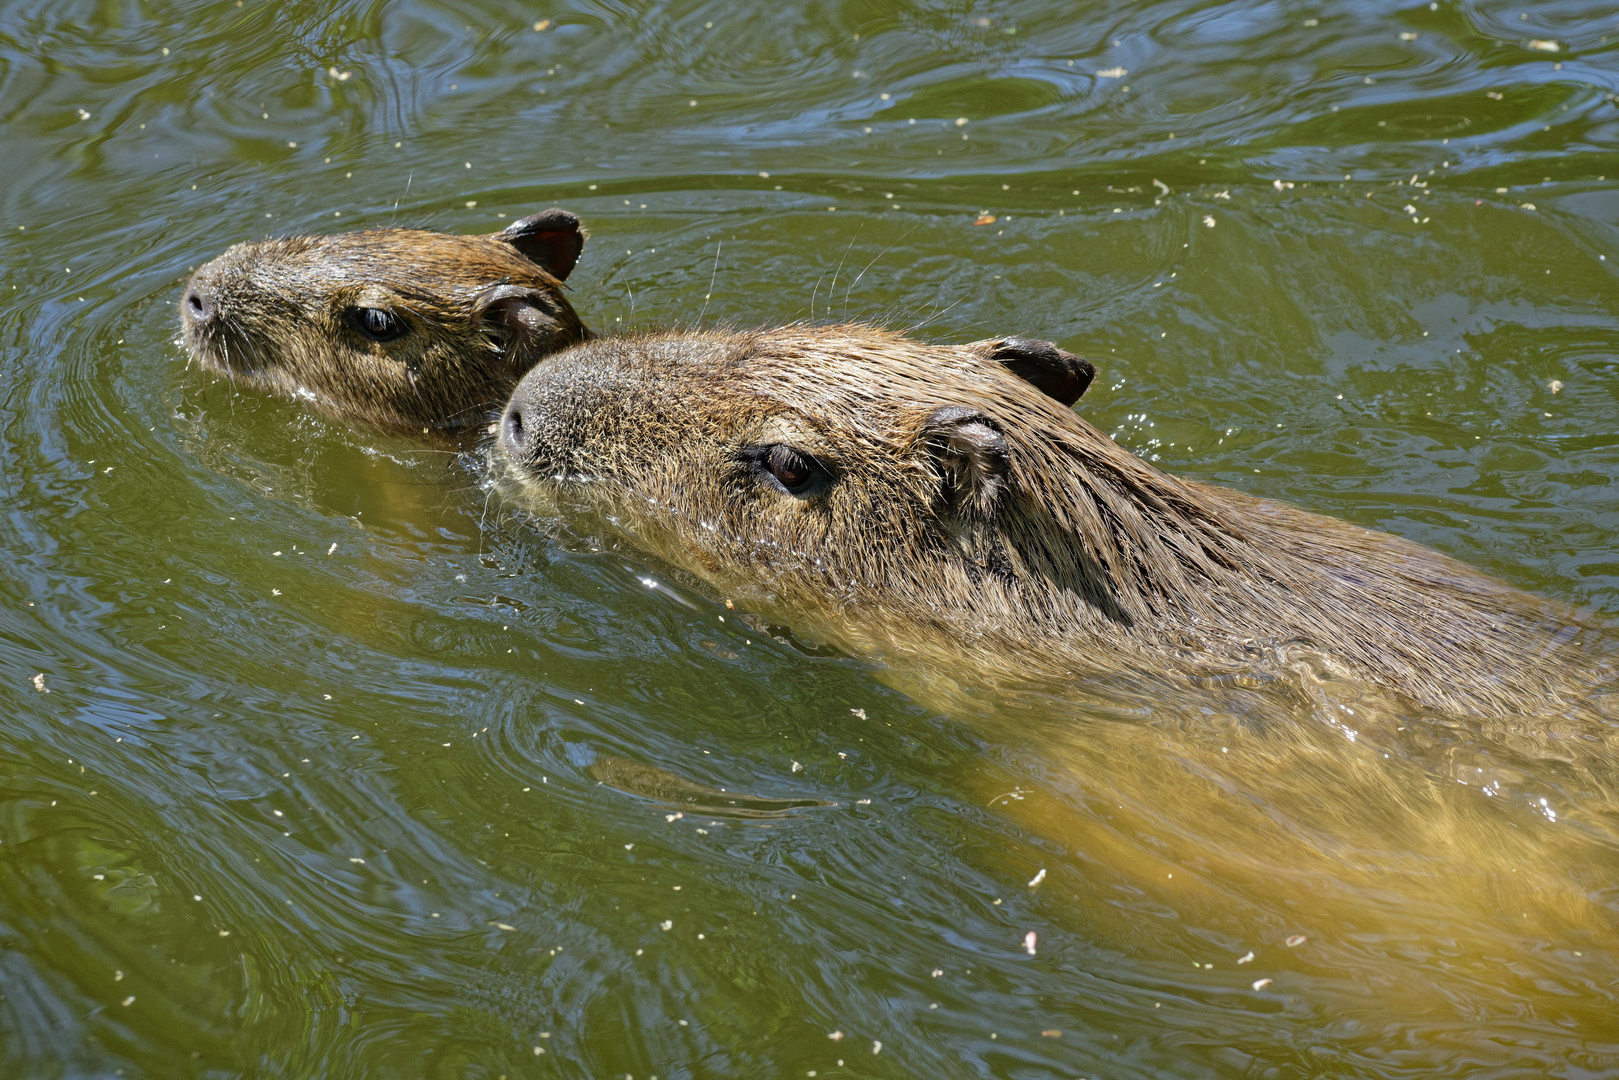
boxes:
[3,1,1619,1076]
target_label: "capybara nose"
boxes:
[183,287,217,325]
[500,402,529,457]
[500,401,553,473]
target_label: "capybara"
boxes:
[496,324,1612,717]
[180,209,591,431]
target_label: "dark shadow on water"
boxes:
[588,756,836,818]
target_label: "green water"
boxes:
[3,1,1619,1076]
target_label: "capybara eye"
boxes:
[763,445,822,494]
[350,306,408,342]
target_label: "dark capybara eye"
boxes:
[764,445,820,493]
[351,306,408,342]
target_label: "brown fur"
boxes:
[179,211,591,431]
[497,324,1615,717]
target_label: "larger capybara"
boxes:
[495,323,1614,718]
[179,209,591,432]
[496,322,1619,1063]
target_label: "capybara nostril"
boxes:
[184,288,216,324]
[503,404,527,452]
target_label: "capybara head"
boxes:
[497,324,1102,618]
[180,209,591,431]
[498,324,1602,716]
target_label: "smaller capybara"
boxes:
[179,210,591,431]
[496,324,1613,717]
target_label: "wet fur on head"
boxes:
[500,324,1613,717]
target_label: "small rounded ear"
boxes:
[495,209,586,281]
[975,336,1095,406]
[474,284,558,362]
[919,406,1009,520]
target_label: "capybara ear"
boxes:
[976,336,1095,406]
[474,284,557,364]
[919,406,1009,521]
[495,209,585,281]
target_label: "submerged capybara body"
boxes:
[180,209,591,431]
[496,324,1613,717]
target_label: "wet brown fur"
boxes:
[499,324,1614,717]
[180,214,591,431]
